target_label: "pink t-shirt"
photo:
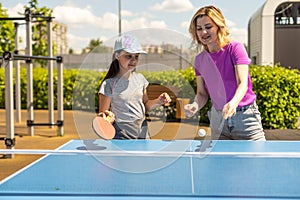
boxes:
[194,41,256,110]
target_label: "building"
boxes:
[52,21,68,55]
[248,0,300,70]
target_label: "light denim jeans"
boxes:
[209,102,266,140]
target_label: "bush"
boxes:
[0,67,81,110]
[72,69,105,111]
[0,65,298,129]
[250,65,300,129]
[141,69,200,121]
[179,67,212,124]
[179,65,300,129]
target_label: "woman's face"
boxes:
[196,16,219,47]
[117,51,140,71]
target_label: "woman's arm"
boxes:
[222,64,248,119]
[194,76,209,109]
[184,76,209,118]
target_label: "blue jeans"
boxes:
[113,118,150,140]
[209,102,266,140]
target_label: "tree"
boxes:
[69,48,74,54]
[0,3,15,53]
[84,38,111,53]
[89,38,102,49]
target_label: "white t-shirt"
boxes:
[99,72,149,123]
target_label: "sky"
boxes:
[2,0,267,52]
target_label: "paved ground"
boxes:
[0,109,299,181]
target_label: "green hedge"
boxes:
[179,65,300,129]
[250,65,300,129]
[0,67,80,110]
[0,65,299,129]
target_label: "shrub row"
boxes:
[0,65,299,129]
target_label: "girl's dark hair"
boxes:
[102,51,121,82]
[103,58,119,81]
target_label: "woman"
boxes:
[184,5,265,140]
[98,34,171,139]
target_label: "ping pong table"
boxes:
[0,139,300,199]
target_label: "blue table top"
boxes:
[1,140,300,199]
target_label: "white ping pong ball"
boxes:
[198,128,206,137]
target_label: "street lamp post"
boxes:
[118,0,121,36]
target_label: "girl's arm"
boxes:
[98,93,114,123]
[143,90,171,111]
[98,94,111,112]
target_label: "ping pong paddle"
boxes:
[92,116,115,140]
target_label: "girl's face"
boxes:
[196,16,219,48]
[117,51,140,72]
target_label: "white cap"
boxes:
[114,34,147,54]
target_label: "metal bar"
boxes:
[0,17,26,21]
[47,19,54,128]
[30,15,55,20]
[14,23,22,123]
[3,53,15,158]
[57,57,64,136]
[27,120,63,127]
[26,11,34,136]
[11,54,58,61]
[0,54,60,61]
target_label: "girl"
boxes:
[98,34,171,139]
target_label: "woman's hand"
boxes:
[184,102,199,118]
[222,101,237,119]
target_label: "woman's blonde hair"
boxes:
[189,5,230,52]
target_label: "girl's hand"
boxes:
[98,110,115,123]
[159,92,171,105]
